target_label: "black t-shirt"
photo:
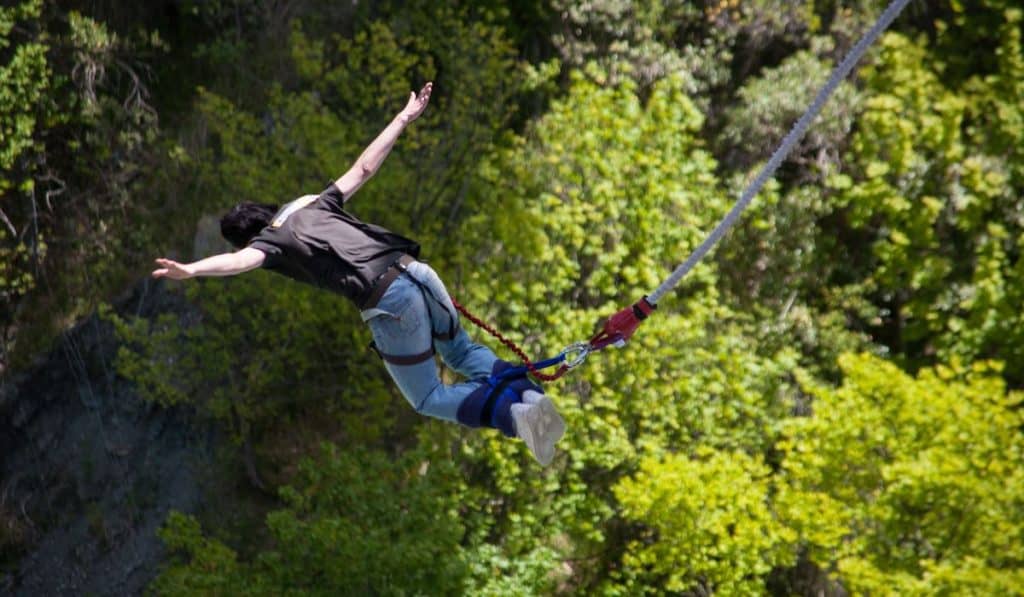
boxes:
[247,184,420,306]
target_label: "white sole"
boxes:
[512,395,566,466]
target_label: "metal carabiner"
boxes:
[561,341,592,369]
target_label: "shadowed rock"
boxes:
[0,279,214,596]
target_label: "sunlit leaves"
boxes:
[779,353,1024,594]
[833,28,1024,380]
[454,70,800,591]
[615,449,796,595]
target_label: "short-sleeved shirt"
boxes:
[247,184,420,306]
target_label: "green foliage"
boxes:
[192,0,520,243]
[450,70,801,591]
[0,1,161,370]
[13,2,1022,596]
[829,29,1024,380]
[550,0,707,89]
[614,449,796,594]
[779,353,1024,594]
[110,274,394,445]
[549,0,817,101]
[0,0,52,348]
[716,46,863,335]
[0,230,43,311]
[461,70,799,457]
[965,7,1024,188]
[0,1,49,180]
[154,445,467,596]
[154,512,240,594]
[719,47,861,178]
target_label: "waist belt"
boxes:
[360,254,416,310]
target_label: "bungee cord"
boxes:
[461,0,913,381]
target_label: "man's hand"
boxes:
[399,82,433,124]
[335,82,434,199]
[152,258,194,280]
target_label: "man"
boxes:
[152,83,565,465]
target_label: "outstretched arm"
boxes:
[152,247,266,280]
[333,82,433,200]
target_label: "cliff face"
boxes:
[0,280,213,596]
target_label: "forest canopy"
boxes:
[3,0,1023,594]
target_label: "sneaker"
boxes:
[511,391,566,466]
[521,390,566,443]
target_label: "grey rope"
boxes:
[647,0,911,305]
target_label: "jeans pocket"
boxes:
[405,263,458,329]
[369,297,424,347]
[393,298,423,337]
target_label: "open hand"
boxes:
[152,258,194,280]
[399,82,432,123]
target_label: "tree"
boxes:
[0,1,161,371]
[779,353,1024,594]
[153,445,469,596]
[614,448,796,594]
[828,28,1024,381]
[450,70,800,591]
[715,46,862,323]
[549,0,818,104]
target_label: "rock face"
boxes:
[192,214,232,261]
[0,279,213,596]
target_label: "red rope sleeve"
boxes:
[450,298,568,382]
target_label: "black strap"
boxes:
[365,264,458,367]
[632,295,656,320]
[368,341,436,365]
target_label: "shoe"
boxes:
[511,390,566,466]
[521,390,566,443]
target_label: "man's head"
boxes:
[220,202,279,249]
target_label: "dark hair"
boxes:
[220,202,279,248]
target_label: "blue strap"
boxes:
[464,359,547,436]
[492,353,567,382]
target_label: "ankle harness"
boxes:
[456,360,541,437]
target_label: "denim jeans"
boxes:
[361,261,498,423]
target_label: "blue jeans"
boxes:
[362,261,498,423]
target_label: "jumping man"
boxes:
[152,83,566,465]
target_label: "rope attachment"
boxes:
[588,296,656,350]
[451,296,656,382]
